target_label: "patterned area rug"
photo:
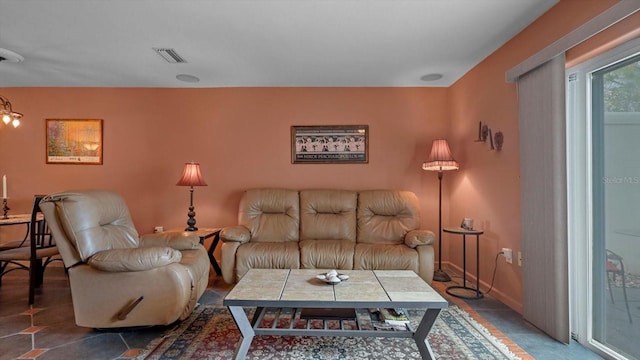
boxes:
[138,304,521,360]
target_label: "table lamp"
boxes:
[176,162,207,231]
[422,139,459,282]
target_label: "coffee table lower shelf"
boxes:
[226,305,442,360]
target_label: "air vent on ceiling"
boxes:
[152,48,187,63]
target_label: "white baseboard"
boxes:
[441,261,523,314]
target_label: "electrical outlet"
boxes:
[154,226,164,233]
[518,251,522,266]
[501,248,513,264]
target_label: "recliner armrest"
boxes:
[404,229,435,248]
[220,226,251,244]
[87,247,182,272]
[139,232,201,250]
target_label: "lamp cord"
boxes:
[484,251,504,295]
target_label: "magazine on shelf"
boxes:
[379,308,410,326]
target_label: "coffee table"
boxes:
[223,269,447,359]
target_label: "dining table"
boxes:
[0,213,40,248]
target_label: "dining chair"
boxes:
[0,195,61,304]
[606,249,633,323]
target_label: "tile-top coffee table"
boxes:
[223,269,447,360]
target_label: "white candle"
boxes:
[2,175,6,199]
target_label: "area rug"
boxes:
[138,304,521,360]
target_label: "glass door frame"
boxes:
[567,38,640,360]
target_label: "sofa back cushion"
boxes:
[357,190,420,244]
[239,188,300,243]
[41,190,140,262]
[300,189,357,242]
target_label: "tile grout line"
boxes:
[17,306,49,360]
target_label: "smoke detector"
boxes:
[420,73,443,82]
[0,48,24,63]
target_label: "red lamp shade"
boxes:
[422,139,459,172]
[176,162,207,187]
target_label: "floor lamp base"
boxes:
[433,268,451,282]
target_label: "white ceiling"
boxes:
[0,0,558,88]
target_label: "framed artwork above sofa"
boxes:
[291,125,369,164]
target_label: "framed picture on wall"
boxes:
[46,119,103,165]
[291,125,369,164]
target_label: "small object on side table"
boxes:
[443,227,484,300]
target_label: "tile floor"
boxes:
[0,266,603,360]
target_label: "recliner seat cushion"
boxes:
[357,190,420,245]
[300,189,357,242]
[88,247,182,272]
[235,241,300,280]
[239,189,300,243]
[354,243,419,271]
[53,190,139,260]
[299,239,355,269]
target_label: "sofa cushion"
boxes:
[239,189,300,243]
[88,247,181,272]
[299,239,355,270]
[235,241,300,280]
[357,190,420,245]
[300,189,357,242]
[52,190,140,261]
[354,243,419,272]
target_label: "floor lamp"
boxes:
[423,139,459,282]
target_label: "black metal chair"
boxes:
[606,249,632,323]
[0,195,61,304]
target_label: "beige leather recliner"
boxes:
[220,189,435,284]
[39,190,210,329]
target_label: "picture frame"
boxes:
[291,125,369,164]
[46,119,103,165]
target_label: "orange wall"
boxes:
[447,0,625,312]
[0,87,449,242]
[1,0,636,314]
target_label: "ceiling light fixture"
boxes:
[420,73,443,82]
[0,95,23,128]
[0,48,24,63]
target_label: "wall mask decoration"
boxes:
[475,121,504,151]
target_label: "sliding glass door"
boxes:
[591,53,640,359]
[568,39,640,360]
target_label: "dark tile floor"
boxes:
[0,266,602,360]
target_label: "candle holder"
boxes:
[2,198,9,219]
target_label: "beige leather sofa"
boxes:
[39,190,210,329]
[220,189,435,284]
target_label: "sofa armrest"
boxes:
[404,229,435,248]
[139,232,201,250]
[87,247,182,272]
[220,226,251,244]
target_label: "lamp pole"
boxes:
[433,170,451,282]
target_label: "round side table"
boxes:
[443,227,484,300]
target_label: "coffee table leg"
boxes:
[413,308,442,360]
[227,306,255,360]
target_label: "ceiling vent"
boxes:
[152,48,187,63]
